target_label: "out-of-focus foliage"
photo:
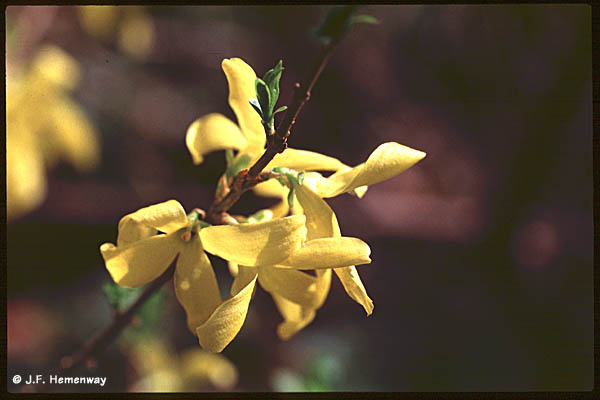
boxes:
[6,45,100,220]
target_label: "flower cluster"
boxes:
[7,45,100,220]
[100,58,425,352]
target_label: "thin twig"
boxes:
[24,266,175,392]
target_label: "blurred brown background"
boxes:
[6,5,592,392]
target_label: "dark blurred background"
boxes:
[6,5,592,392]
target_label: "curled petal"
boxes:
[272,294,316,340]
[258,265,321,309]
[312,142,426,198]
[196,276,258,353]
[175,237,222,332]
[265,148,348,172]
[334,266,374,316]
[117,200,188,246]
[279,237,371,269]
[185,113,248,165]
[221,58,265,152]
[230,265,258,297]
[294,185,340,240]
[100,233,181,288]
[200,215,306,266]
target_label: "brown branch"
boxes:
[24,266,175,393]
[206,43,336,225]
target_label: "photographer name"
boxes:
[24,374,107,386]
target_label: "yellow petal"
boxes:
[272,294,316,340]
[252,179,288,199]
[117,200,188,246]
[334,266,374,316]
[180,349,238,390]
[227,261,239,278]
[200,215,306,266]
[258,265,321,309]
[46,97,100,172]
[295,185,373,314]
[265,148,348,171]
[174,237,222,332]
[230,265,258,297]
[196,276,257,353]
[100,233,181,288]
[279,237,371,269]
[313,142,426,198]
[185,113,248,165]
[31,45,81,90]
[294,185,340,240]
[221,58,265,152]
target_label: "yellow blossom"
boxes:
[100,200,308,352]
[6,45,100,220]
[184,57,426,337]
[185,58,353,180]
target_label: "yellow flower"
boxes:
[6,45,100,220]
[184,57,426,337]
[100,200,308,352]
[225,200,373,340]
[185,58,352,178]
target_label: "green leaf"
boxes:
[314,5,359,45]
[226,153,252,178]
[263,60,284,112]
[248,98,263,118]
[225,149,234,167]
[274,105,288,115]
[255,78,271,121]
[347,14,378,26]
[102,281,142,311]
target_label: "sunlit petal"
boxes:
[230,265,258,297]
[258,265,321,308]
[334,266,374,316]
[221,58,265,152]
[185,113,248,165]
[312,142,426,198]
[272,294,316,340]
[196,276,258,353]
[200,215,307,266]
[175,237,222,332]
[265,148,348,171]
[279,237,371,269]
[117,200,188,246]
[100,233,181,288]
[294,185,339,239]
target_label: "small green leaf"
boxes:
[226,153,252,178]
[255,78,271,121]
[287,187,295,208]
[347,14,378,26]
[274,105,288,115]
[263,60,284,111]
[225,149,234,167]
[248,98,263,118]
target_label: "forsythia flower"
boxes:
[184,57,426,337]
[100,200,370,351]
[6,45,100,220]
[100,200,307,352]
